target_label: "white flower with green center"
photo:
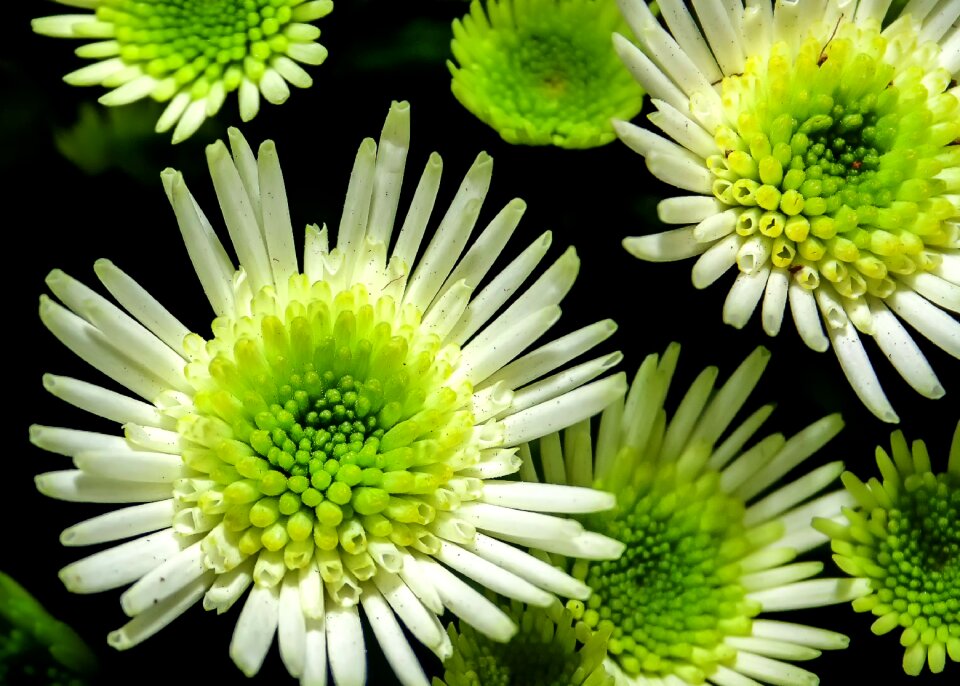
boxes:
[614,0,960,422]
[32,0,334,143]
[814,421,960,676]
[448,0,646,149]
[520,344,872,686]
[435,599,615,686]
[30,100,629,686]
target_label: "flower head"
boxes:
[0,571,97,685]
[522,344,870,685]
[435,598,614,686]
[615,0,960,422]
[31,100,628,685]
[32,0,334,143]
[449,0,646,149]
[814,421,960,676]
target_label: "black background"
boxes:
[2,1,957,684]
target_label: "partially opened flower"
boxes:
[32,0,334,143]
[30,100,628,685]
[521,345,871,685]
[814,421,960,676]
[615,0,960,422]
[449,0,646,148]
[435,598,614,686]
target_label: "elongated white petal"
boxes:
[360,584,429,686]
[229,582,280,677]
[435,541,553,607]
[751,619,850,650]
[480,481,615,513]
[61,499,175,546]
[121,541,206,616]
[748,578,871,611]
[624,224,714,262]
[108,572,213,650]
[501,374,627,445]
[59,529,182,593]
[416,556,516,642]
[36,470,172,503]
[326,602,366,686]
[462,532,590,599]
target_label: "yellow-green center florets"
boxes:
[575,455,776,683]
[715,19,958,299]
[178,281,476,577]
[96,0,330,99]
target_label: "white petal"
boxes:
[361,586,429,686]
[623,225,713,262]
[120,541,206,616]
[815,287,898,422]
[435,541,553,607]
[416,556,516,642]
[59,529,181,593]
[279,572,307,678]
[107,572,212,650]
[747,578,872,611]
[462,532,590,599]
[61,499,175,546]
[325,602,366,686]
[480,481,615,513]
[229,582,281,677]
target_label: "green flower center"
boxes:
[449,0,646,149]
[873,473,960,634]
[95,0,321,97]
[179,282,476,576]
[439,602,613,686]
[715,20,959,299]
[578,458,772,684]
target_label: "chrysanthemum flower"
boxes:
[521,344,871,685]
[30,100,628,685]
[435,598,614,686]
[614,0,960,422]
[32,0,334,143]
[814,421,960,676]
[448,0,646,148]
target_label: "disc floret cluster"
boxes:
[815,422,960,676]
[33,0,334,142]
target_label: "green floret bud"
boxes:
[435,599,614,686]
[814,422,960,676]
[448,0,645,149]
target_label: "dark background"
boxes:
[2,1,957,684]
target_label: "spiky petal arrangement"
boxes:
[614,0,960,422]
[31,100,629,686]
[32,0,334,143]
[814,421,960,676]
[521,345,871,686]
[434,599,614,686]
[449,0,646,148]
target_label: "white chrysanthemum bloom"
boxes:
[31,101,629,686]
[614,0,960,423]
[522,345,872,686]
